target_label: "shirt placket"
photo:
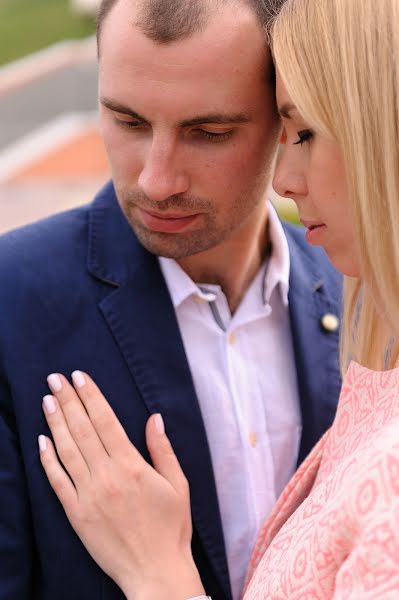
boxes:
[225,303,279,542]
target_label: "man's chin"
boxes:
[131,222,220,260]
[132,226,196,259]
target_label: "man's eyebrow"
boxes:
[100,97,145,121]
[278,102,296,118]
[100,98,250,127]
[179,113,251,127]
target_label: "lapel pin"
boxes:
[321,313,340,332]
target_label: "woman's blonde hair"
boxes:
[272,0,399,372]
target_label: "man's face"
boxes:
[99,0,280,258]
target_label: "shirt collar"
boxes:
[159,200,290,309]
[159,258,210,308]
[264,202,290,306]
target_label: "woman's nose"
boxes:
[273,149,307,201]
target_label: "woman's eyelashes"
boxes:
[293,129,314,146]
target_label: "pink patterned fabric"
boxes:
[244,362,399,599]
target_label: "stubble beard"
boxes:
[116,187,237,259]
[115,178,269,259]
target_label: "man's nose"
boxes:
[138,136,189,202]
[273,150,307,201]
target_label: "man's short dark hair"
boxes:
[97,0,287,47]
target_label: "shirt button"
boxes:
[249,432,258,448]
[228,332,236,345]
[194,296,207,304]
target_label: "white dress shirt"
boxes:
[159,204,302,600]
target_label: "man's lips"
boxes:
[137,207,200,233]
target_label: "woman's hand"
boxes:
[38,371,205,600]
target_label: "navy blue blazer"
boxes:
[0,182,342,600]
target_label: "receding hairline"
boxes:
[96,0,284,51]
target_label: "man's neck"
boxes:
[177,203,270,314]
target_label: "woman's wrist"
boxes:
[123,554,205,600]
[126,576,205,600]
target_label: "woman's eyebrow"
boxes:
[278,102,296,118]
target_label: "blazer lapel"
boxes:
[87,184,232,599]
[283,224,342,464]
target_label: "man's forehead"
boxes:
[100,0,269,72]
[99,46,272,108]
[98,59,271,125]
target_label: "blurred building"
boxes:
[0,37,108,234]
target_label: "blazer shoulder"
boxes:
[0,203,91,279]
[0,204,95,328]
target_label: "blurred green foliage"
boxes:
[277,206,300,225]
[0,0,96,66]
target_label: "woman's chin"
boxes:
[327,252,360,278]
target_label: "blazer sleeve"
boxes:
[0,374,35,599]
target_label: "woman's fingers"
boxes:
[47,373,112,464]
[42,394,91,484]
[38,434,79,516]
[44,374,187,496]
[145,414,190,496]
[39,386,196,599]
[69,371,136,459]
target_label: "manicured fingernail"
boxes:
[43,395,56,414]
[47,373,62,393]
[154,413,165,434]
[38,435,47,452]
[72,370,86,389]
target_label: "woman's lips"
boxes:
[301,219,327,245]
[137,207,200,233]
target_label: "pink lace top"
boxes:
[244,362,399,599]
